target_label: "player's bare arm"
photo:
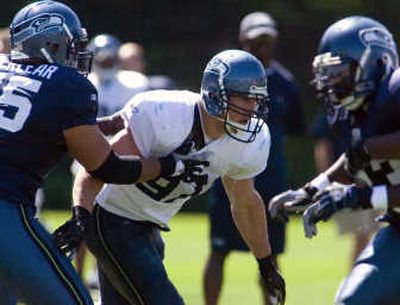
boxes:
[327,131,400,182]
[97,112,125,136]
[72,126,161,213]
[364,131,400,159]
[64,124,112,171]
[108,127,164,182]
[222,176,271,258]
[386,186,400,208]
[72,170,102,213]
[324,154,353,184]
[64,124,175,184]
[55,125,176,255]
[222,176,286,304]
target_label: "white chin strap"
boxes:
[340,95,365,111]
[40,48,54,63]
[226,112,248,129]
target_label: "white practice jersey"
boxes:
[89,70,149,116]
[96,90,271,229]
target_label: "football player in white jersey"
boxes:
[87,34,149,117]
[67,50,285,305]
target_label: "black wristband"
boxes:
[304,183,318,197]
[353,139,371,162]
[72,206,91,234]
[358,187,373,209]
[89,150,142,184]
[72,206,90,220]
[256,256,274,269]
[159,155,177,177]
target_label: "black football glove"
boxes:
[302,184,372,238]
[52,206,91,258]
[158,155,209,179]
[180,159,209,183]
[344,138,370,176]
[257,256,286,305]
[269,183,318,223]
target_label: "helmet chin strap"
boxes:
[339,46,372,111]
[206,104,248,138]
[225,111,260,143]
[226,112,248,129]
[40,48,54,63]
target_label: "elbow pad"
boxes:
[89,151,142,184]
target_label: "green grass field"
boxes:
[42,211,352,305]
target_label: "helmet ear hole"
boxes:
[208,91,216,99]
[46,42,60,54]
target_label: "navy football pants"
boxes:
[0,200,92,305]
[335,225,400,305]
[86,205,184,305]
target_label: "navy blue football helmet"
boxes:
[10,0,92,74]
[201,49,269,143]
[312,16,398,111]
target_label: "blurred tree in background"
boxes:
[1,0,400,209]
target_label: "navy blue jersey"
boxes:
[347,69,400,186]
[329,69,400,221]
[352,69,400,139]
[0,55,98,205]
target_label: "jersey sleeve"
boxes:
[226,123,271,180]
[59,72,98,130]
[120,91,195,157]
[310,109,332,140]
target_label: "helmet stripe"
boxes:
[63,23,73,40]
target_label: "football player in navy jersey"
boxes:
[0,1,186,304]
[269,16,400,304]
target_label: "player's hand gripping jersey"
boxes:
[96,90,270,229]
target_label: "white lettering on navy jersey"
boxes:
[0,55,59,80]
[0,73,42,132]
